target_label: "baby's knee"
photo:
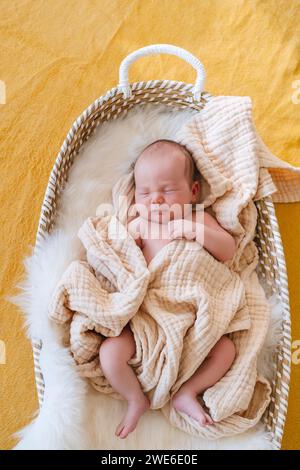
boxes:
[99,334,135,366]
[210,335,236,362]
[99,337,123,363]
[220,335,236,362]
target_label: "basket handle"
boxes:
[117,44,206,102]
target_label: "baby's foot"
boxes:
[171,390,214,426]
[115,395,150,439]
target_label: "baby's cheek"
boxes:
[168,200,185,218]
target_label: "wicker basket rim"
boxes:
[30,81,291,450]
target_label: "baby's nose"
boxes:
[151,193,165,204]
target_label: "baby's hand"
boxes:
[168,219,200,241]
[133,231,143,249]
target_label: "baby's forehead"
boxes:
[136,143,186,167]
[141,140,183,155]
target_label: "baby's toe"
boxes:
[119,427,129,439]
[119,423,135,439]
[115,422,125,437]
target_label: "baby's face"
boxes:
[133,144,200,224]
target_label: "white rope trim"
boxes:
[118,45,205,101]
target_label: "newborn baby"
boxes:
[99,139,237,439]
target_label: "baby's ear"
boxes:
[191,180,201,200]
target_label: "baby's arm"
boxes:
[195,211,236,262]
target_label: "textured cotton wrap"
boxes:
[48,96,300,439]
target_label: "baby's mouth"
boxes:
[150,204,169,212]
[149,207,174,224]
[150,209,169,218]
[152,210,168,215]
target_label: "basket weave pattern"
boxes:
[32,81,291,450]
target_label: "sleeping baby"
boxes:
[99,139,237,439]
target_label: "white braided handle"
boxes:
[117,44,206,102]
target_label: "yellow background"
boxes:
[0,0,299,450]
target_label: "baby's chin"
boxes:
[137,202,193,224]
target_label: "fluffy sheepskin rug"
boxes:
[9,102,282,450]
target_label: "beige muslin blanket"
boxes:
[48,95,300,440]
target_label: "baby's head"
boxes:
[132,139,201,223]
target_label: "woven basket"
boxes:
[31,44,291,450]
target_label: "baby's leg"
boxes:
[99,324,150,439]
[172,335,236,426]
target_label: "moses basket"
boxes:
[27,44,291,450]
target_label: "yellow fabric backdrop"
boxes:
[0,0,299,450]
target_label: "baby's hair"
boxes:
[131,139,200,186]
